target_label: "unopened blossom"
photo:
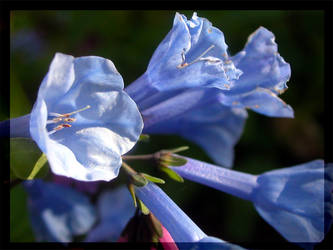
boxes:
[23,179,96,242]
[9,53,143,181]
[126,12,293,167]
[135,182,244,249]
[170,157,332,245]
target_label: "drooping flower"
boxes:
[23,53,143,181]
[84,186,135,242]
[170,157,332,245]
[135,182,244,249]
[126,12,293,167]
[23,179,96,242]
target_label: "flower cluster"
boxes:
[7,12,332,249]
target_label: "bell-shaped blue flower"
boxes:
[170,157,332,245]
[27,53,143,181]
[125,12,293,167]
[23,179,96,242]
[126,12,242,105]
[135,182,244,249]
[84,186,135,242]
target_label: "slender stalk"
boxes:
[121,161,138,175]
[122,154,155,161]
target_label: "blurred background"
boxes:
[8,10,328,248]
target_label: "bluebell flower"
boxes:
[126,12,293,167]
[11,53,143,181]
[23,179,96,242]
[170,157,332,244]
[84,186,135,242]
[135,182,244,249]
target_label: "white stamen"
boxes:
[177,45,216,69]
[61,105,91,117]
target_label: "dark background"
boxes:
[8,10,330,248]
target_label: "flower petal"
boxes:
[221,88,294,118]
[230,27,291,95]
[254,160,326,242]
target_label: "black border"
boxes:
[2,1,333,249]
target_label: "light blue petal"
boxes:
[221,88,294,118]
[23,180,96,242]
[126,12,241,104]
[30,53,143,182]
[230,27,291,95]
[253,160,326,243]
[37,53,75,107]
[85,186,135,242]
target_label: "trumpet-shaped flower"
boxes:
[23,179,96,242]
[126,12,293,167]
[135,182,244,249]
[27,53,143,181]
[84,186,135,242]
[170,158,332,245]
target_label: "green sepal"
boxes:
[137,199,150,215]
[27,154,48,180]
[168,146,189,153]
[161,155,187,167]
[10,138,49,180]
[159,166,184,183]
[141,173,165,184]
[127,183,137,207]
[139,134,150,142]
[131,173,148,187]
[149,213,163,238]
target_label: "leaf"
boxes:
[159,166,184,183]
[127,183,137,207]
[131,173,148,187]
[137,199,150,215]
[27,154,48,180]
[141,173,165,184]
[10,138,49,180]
[161,155,187,167]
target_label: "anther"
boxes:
[177,45,216,69]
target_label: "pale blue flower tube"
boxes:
[135,182,244,249]
[23,179,96,242]
[170,158,332,245]
[7,53,143,182]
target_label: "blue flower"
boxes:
[135,182,244,249]
[23,179,96,242]
[126,13,293,167]
[170,157,331,244]
[29,53,143,181]
[85,186,135,242]
[126,12,242,105]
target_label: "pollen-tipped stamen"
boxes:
[177,45,216,69]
